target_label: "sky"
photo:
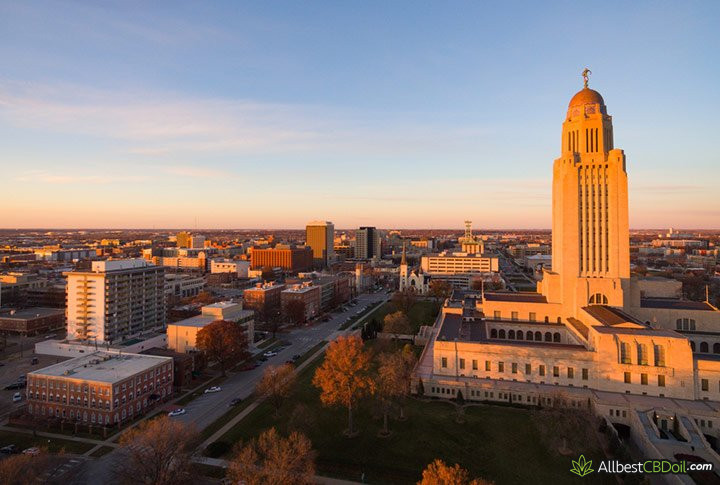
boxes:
[1,1,719,230]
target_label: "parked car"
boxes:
[263,351,278,358]
[168,408,186,417]
[22,447,40,456]
[30,357,39,365]
[228,398,243,407]
[292,354,301,361]
[12,392,22,403]
[0,445,18,454]
[204,386,222,394]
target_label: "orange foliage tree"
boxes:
[196,319,250,376]
[256,363,297,417]
[418,459,493,485]
[312,335,375,436]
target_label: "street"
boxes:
[70,290,389,485]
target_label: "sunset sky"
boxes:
[1,1,719,229]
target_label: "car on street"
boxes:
[292,354,301,361]
[22,447,40,455]
[204,386,222,394]
[263,351,278,357]
[12,393,22,403]
[168,408,186,417]
[228,398,243,406]
[0,445,18,454]
[30,357,39,365]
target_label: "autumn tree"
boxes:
[227,427,315,485]
[312,335,375,436]
[418,459,493,485]
[375,351,404,436]
[383,311,412,338]
[191,290,215,305]
[0,450,53,485]
[114,416,198,485]
[429,280,452,302]
[392,288,416,313]
[196,319,251,376]
[285,300,307,326]
[256,363,297,417]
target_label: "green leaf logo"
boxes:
[570,455,594,477]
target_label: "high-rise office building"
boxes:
[65,259,165,344]
[176,231,192,248]
[355,226,381,260]
[305,221,335,268]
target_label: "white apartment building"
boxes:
[421,252,499,274]
[210,259,250,278]
[65,259,165,344]
[164,273,206,299]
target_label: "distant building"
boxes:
[190,235,206,249]
[166,301,254,353]
[250,245,313,272]
[164,273,205,299]
[306,221,335,268]
[421,252,499,274]
[210,259,250,278]
[355,227,381,260]
[242,282,286,320]
[65,259,165,344]
[281,283,321,321]
[176,231,192,248]
[334,244,354,260]
[0,307,65,336]
[26,351,173,426]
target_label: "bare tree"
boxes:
[196,319,251,376]
[392,288,416,313]
[0,450,53,485]
[227,427,315,485]
[256,363,297,417]
[114,416,198,485]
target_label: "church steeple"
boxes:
[400,241,407,266]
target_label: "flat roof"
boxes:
[483,292,548,304]
[29,351,170,383]
[582,305,646,327]
[641,298,715,312]
[0,307,64,320]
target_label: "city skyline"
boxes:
[2,2,719,229]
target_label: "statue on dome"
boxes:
[582,68,592,88]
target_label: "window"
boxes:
[485,361,491,371]
[459,358,465,370]
[544,332,552,342]
[494,310,501,319]
[553,332,561,343]
[525,363,531,374]
[472,360,478,370]
[539,365,545,376]
[658,375,665,387]
[498,329,506,339]
[441,357,447,368]
[701,342,709,353]
[624,372,631,384]
[529,312,536,322]
[526,331,534,341]
[512,363,518,374]
[498,362,505,372]
[676,318,696,331]
[702,379,709,391]
[637,343,648,365]
[490,329,497,338]
[589,293,608,304]
[508,330,515,339]
[568,367,574,379]
[620,342,631,364]
[582,368,589,380]
[511,311,518,321]
[654,345,666,366]
[553,366,559,377]
[641,373,648,385]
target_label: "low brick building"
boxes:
[26,351,173,426]
[0,307,65,336]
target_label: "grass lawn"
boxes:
[0,430,95,455]
[365,299,441,333]
[217,351,606,485]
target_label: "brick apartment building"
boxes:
[250,245,313,272]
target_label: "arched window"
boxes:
[544,332,552,342]
[491,329,497,338]
[516,331,523,340]
[700,342,709,353]
[557,317,562,324]
[637,343,648,365]
[588,293,608,305]
[544,316,549,323]
[620,342,631,364]
[535,331,542,341]
[498,329,506,339]
[714,343,720,354]
[553,333,561,343]
[508,330,515,339]
[526,331,534,341]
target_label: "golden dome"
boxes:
[568,88,605,108]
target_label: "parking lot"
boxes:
[0,351,70,418]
